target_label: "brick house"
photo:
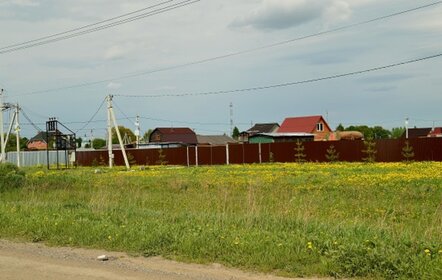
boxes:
[278,115,332,141]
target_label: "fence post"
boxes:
[226,144,229,165]
[259,143,262,164]
[186,146,190,167]
[195,146,199,167]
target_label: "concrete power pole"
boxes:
[107,95,130,169]
[15,104,20,167]
[135,115,140,148]
[230,102,234,137]
[0,89,5,163]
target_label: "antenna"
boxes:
[230,102,234,136]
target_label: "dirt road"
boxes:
[0,240,325,280]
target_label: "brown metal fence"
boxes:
[76,138,442,166]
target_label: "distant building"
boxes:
[248,133,314,144]
[197,135,237,146]
[27,131,50,150]
[149,127,197,146]
[239,123,280,142]
[278,115,332,141]
[402,127,442,139]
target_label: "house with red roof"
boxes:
[149,127,198,145]
[278,115,333,141]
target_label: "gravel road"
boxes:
[0,240,326,280]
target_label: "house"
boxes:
[402,127,442,138]
[239,123,280,142]
[248,133,314,144]
[197,135,237,146]
[278,115,332,141]
[149,127,197,146]
[27,131,50,150]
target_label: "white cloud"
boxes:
[107,82,122,90]
[231,0,353,30]
[3,0,40,7]
[103,45,127,60]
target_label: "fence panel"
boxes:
[74,138,442,167]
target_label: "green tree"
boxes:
[143,129,153,142]
[402,141,415,163]
[336,123,345,131]
[76,137,83,148]
[391,127,405,139]
[111,126,135,144]
[92,138,106,149]
[3,134,28,152]
[232,127,240,140]
[294,140,307,163]
[325,145,339,162]
[362,138,377,163]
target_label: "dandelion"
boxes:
[439,249,442,255]
[307,242,313,250]
[108,235,112,240]
[424,249,431,256]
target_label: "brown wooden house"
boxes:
[149,127,197,145]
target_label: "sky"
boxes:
[1,0,441,139]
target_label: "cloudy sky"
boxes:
[1,0,441,138]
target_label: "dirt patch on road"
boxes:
[0,240,328,280]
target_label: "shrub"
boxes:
[362,138,376,163]
[0,163,26,191]
[325,145,339,162]
[402,141,415,163]
[294,140,307,163]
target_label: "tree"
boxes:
[76,137,83,148]
[325,145,339,162]
[294,140,307,163]
[402,141,415,163]
[111,126,135,144]
[143,129,153,142]
[232,126,240,140]
[391,127,405,139]
[92,138,106,149]
[362,138,377,163]
[3,133,28,152]
[336,123,345,131]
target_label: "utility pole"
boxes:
[135,115,140,148]
[230,102,234,137]
[405,117,409,139]
[15,103,20,167]
[106,95,130,169]
[107,95,113,168]
[0,89,5,163]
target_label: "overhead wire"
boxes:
[10,1,442,97]
[115,52,442,98]
[74,98,107,134]
[0,0,175,51]
[0,0,200,55]
[20,108,43,132]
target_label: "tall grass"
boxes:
[0,162,441,279]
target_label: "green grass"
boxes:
[0,162,441,279]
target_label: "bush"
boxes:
[0,163,26,191]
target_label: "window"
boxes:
[316,123,324,132]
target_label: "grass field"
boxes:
[0,162,441,279]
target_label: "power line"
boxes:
[0,0,175,51]
[20,108,43,132]
[11,1,441,97]
[115,52,442,98]
[0,0,200,55]
[74,98,106,134]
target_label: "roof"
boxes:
[28,131,56,143]
[278,115,331,133]
[253,133,315,138]
[150,127,197,145]
[246,123,280,134]
[402,128,432,139]
[428,127,442,137]
[197,135,237,145]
